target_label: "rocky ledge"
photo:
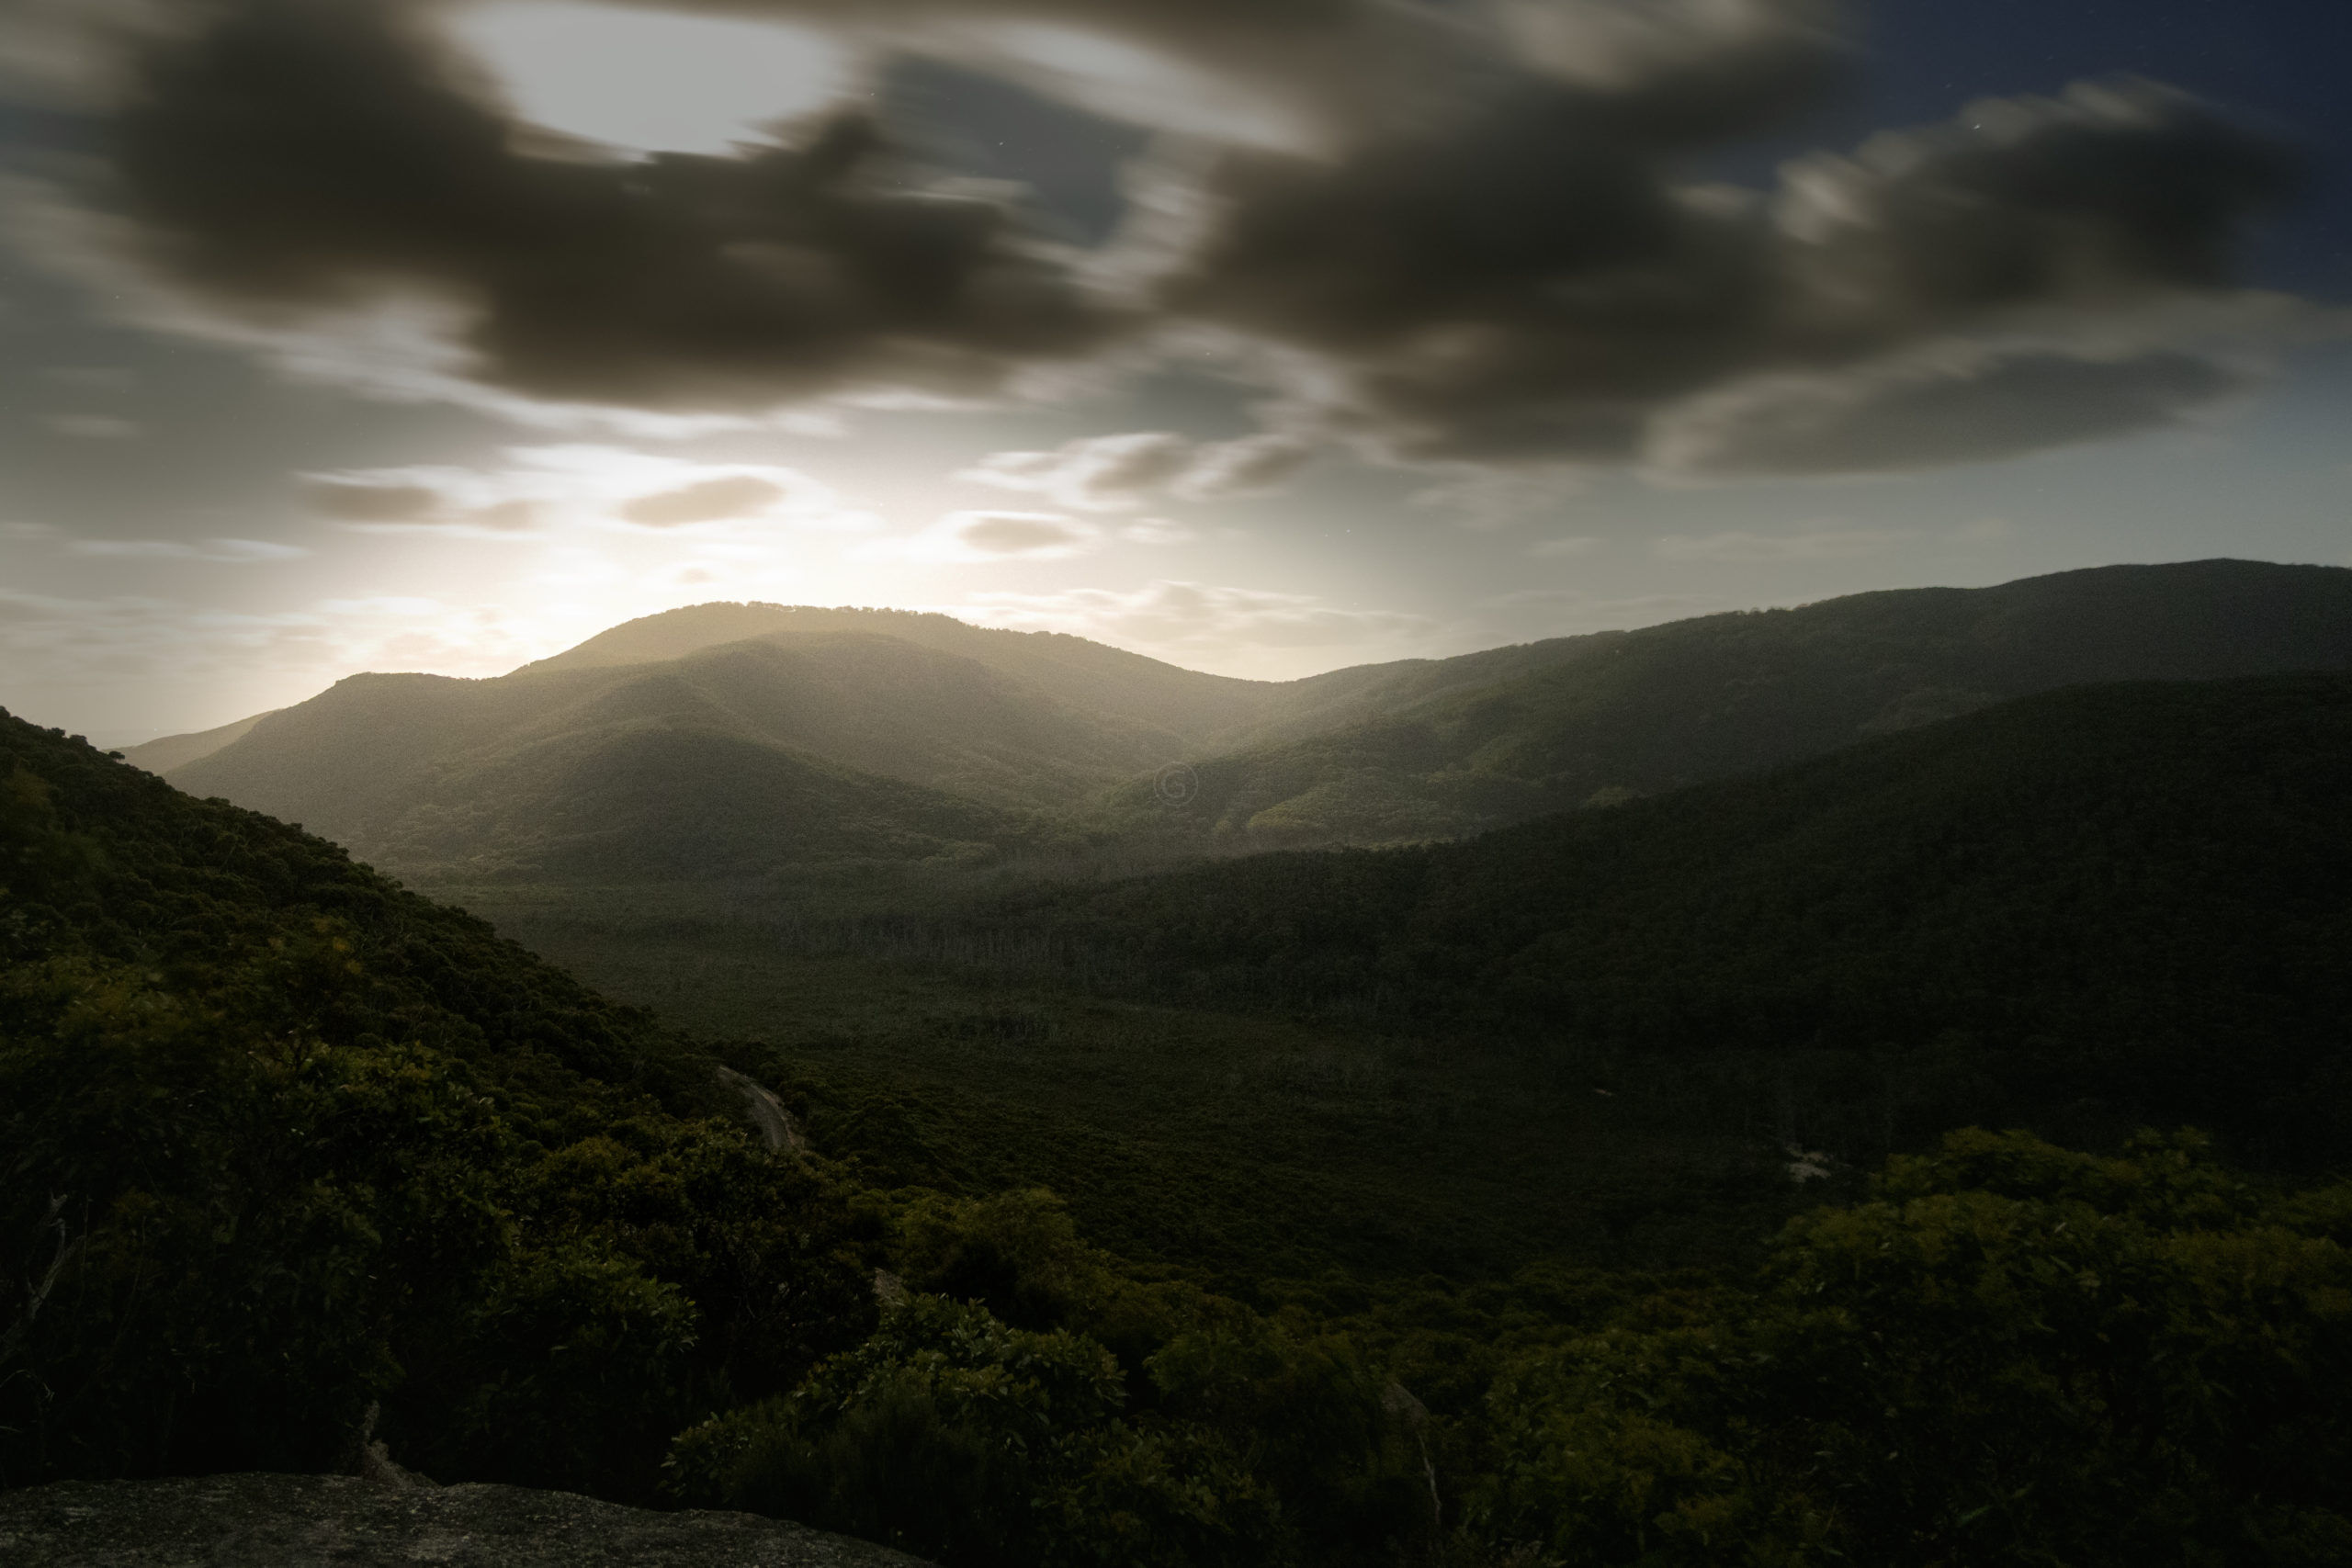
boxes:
[0,1472,933,1566]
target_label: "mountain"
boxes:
[118,708,277,774]
[165,632,1185,879]
[1131,558,2352,843]
[156,559,2352,884]
[987,671,2352,1167]
[517,603,1281,745]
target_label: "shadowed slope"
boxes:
[995,672,2352,1165]
[1137,558,2352,843]
[118,709,278,774]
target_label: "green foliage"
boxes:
[668,1295,1284,1568]
[20,648,2352,1568]
[0,713,871,1496]
[982,673,2352,1167]
[1473,1131,2352,1566]
[475,933,1821,1286]
[662,1131,2352,1567]
[1102,557,2352,847]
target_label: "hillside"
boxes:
[153,560,2352,886]
[165,634,1158,878]
[15,686,2352,1568]
[517,603,1281,744]
[118,708,277,774]
[1137,558,2352,843]
[982,672,2352,1167]
[0,707,873,1496]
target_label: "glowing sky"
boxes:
[0,0,2346,742]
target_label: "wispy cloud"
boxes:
[1652,525,1915,562]
[69,537,310,564]
[1529,536,1603,558]
[299,446,876,536]
[876,511,1104,563]
[959,431,1314,511]
[46,413,141,439]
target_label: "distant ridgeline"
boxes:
[12,712,2352,1564]
[130,560,2352,883]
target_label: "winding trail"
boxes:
[716,1065,808,1156]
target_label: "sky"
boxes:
[0,0,2346,744]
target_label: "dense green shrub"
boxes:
[668,1294,1284,1567]
[1474,1132,2352,1566]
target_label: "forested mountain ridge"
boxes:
[116,708,277,775]
[164,634,1134,878]
[980,671,2352,1166]
[146,560,2352,886]
[515,602,1281,743]
[1135,558,2352,843]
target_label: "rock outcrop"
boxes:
[0,1472,933,1566]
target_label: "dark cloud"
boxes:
[105,0,1121,412]
[1651,345,2248,476]
[618,473,787,525]
[1170,78,2300,464]
[61,0,2312,474]
[1170,434,1314,500]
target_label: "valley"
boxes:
[23,558,2352,1566]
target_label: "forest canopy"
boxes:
[8,692,2352,1564]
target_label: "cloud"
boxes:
[69,537,311,563]
[47,413,141,438]
[303,479,444,523]
[1529,536,1602,558]
[64,1,1124,419]
[1167,434,1312,500]
[1652,525,1912,561]
[961,431,1193,510]
[41,366,140,389]
[886,509,1101,561]
[1121,516,1198,546]
[961,429,1314,509]
[22,2,2315,476]
[1646,343,2253,477]
[299,446,867,534]
[1173,78,2302,468]
[618,474,790,525]
[1948,515,2016,547]
[0,583,538,700]
[1408,468,1585,529]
